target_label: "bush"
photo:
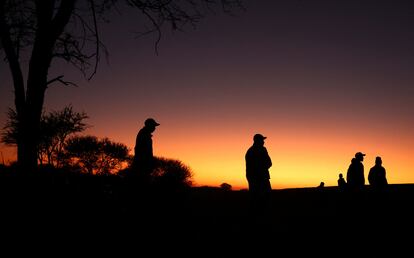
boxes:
[64,135,129,175]
[152,157,193,189]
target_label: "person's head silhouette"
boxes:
[144,118,160,132]
[375,156,382,166]
[355,152,365,162]
[253,133,266,146]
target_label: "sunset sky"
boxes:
[1,0,413,190]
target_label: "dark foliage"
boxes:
[1,105,89,166]
[0,108,18,145]
[64,135,130,175]
[152,156,193,189]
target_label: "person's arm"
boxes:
[264,148,272,169]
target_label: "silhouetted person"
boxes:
[317,182,325,189]
[132,118,160,186]
[346,152,365,190]
[337,173,347,190]
[368,156,388,189]
[245,133,272,216]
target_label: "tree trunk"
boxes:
[16,2,54,173]
[1,0,76,173]
[16,50,50,172]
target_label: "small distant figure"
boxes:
[132,118,160,185]
[337,173,347,190]
[346,152,366,190]
[317,182,325,189]
[245,133,272,216]
[368,156,388,189]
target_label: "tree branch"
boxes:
[0,1,25,114]
[47,75,78,87]
[88,0,100,80]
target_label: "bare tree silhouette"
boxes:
[0,0,244,172]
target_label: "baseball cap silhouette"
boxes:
[145,118,160,127]
[253,134,267,142]
[355,152,366,158]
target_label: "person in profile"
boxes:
[368,156,388,190]
[132,118,160,186]
[245,133,272,216]
[337,173,347,190]
[346,152,366,190]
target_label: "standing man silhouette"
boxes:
[368,156,388,189]
[346,152,366,190]
[133,118,160,185]
[245,133,272,216]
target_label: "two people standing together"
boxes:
[344,152,388,190]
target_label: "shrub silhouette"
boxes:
[220,183,232,191]
[64,135,129,175]
[38,106,89,167]
[1,105,89,167]
[151,157,194,189]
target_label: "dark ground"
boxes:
[1,170,413,256]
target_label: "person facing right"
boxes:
[346,152,366,190]
[245,133,272,213]
[132,118,160,183]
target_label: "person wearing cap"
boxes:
[132,118,160,184]
[346,152,366,190]
[245,133,273,215]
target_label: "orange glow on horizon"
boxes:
[1,117,413,190]
[1,0,413,192]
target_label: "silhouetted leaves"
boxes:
[65,135,129,175]
[38,106,89,166]
[0,108,18,145]
[152,156,193,189]
[1,105,89,166]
